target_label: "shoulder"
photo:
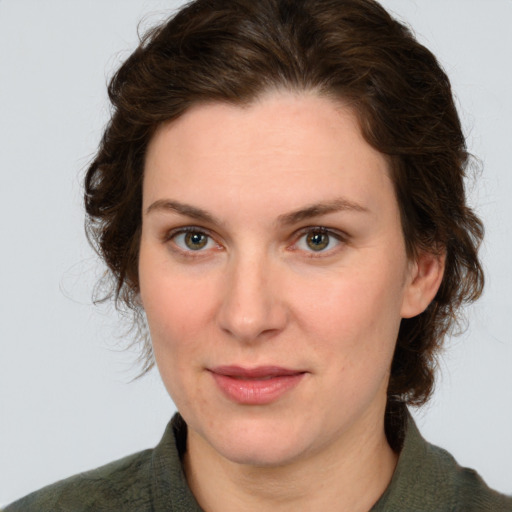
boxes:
[3,449,154,512]
[423,441,512,511]
[4,414,201,512]
[373,412,512,511]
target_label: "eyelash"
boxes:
[290,226,347,258]
[164,226,347,258]
[164,226,221,257]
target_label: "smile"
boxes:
[209,366,306,405]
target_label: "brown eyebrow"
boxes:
[145,199,221,225]
[276,198,369,226]
[145,197,369,226]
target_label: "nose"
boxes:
[217,252,288,343]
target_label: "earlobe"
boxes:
[401,250,445,319]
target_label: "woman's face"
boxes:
[139,92,428,467]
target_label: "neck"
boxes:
[183,410,398,512]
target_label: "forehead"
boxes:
[143,92,395,220]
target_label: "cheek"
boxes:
[138,242,211,363]
[140,270,213,407]
[142,272,214,351]
[291,262,405,369]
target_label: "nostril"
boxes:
[217,294,287,342]
[216,258,287,341]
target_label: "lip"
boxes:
[209,366,306,405]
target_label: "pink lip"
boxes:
[209,366,306,405]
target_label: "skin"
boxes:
[139,92,444,511]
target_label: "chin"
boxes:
[196,411,319,468]
[215,435,309,468]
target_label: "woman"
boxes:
[5,0,511,510]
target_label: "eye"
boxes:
[295,228,342,253]
[171,229,216,252]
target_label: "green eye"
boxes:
[296,228,341,253]
[172,230,213,251]
[184,232,208,250]
[306,231,330,251]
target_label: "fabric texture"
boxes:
[5,412,511,511]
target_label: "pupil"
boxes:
[185,232,207,250]
[307,232,329,251]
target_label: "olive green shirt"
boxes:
[5,413,512,511]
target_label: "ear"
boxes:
[401,249,445,319]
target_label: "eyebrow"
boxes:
[145,199,222,225]
[276,198,370,226]
[145,197,369,226]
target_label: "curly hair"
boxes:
[84,0,484,428]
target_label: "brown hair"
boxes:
[85,0,484,427]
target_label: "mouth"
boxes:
[208,366,306,405]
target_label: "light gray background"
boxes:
[1,0,511,505]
